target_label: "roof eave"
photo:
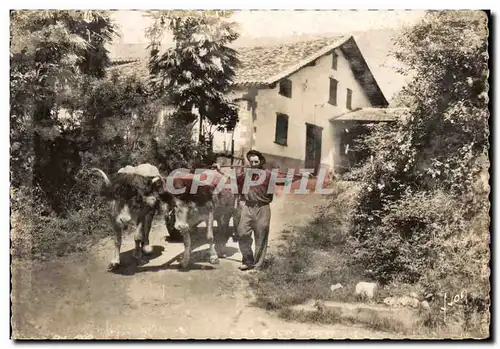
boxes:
[110,59,270,89]
[339,37,389,107]
[232,81,272,89]
[111,58,141,65]
[329,107,409,122]
[331,117,397,122]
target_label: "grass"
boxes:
[247,180,491,338]
[10,187,112,261]
[279,307,409,335]
[11,207,111,260]
[248,181,367,309]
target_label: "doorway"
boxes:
[305,123,323,175]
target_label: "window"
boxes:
[328,78,338,106]
[346,88,352,110]
[274,113,289,146]
[279,79,292,98]
[332,52,338,70]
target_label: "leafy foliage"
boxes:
[10,10,117,211]
[10,10,231,260]
[347,11,490,322]
[10,10,122,258]
[10,179,110,260]
[152,118,215,173]
[251,11,489,337]
[77,70,161,173]
[146,10,240,137]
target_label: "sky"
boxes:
[110,10,426,101]
[111,10,425,43]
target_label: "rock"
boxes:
[399,296,412,306]
[409,292,419,299]
[355,281,377,300]
[409,298,420,308]
[400,296,420,308]
[420,300,431,310]
[384,296,419,308]
[330,283,343,292]
[383,296,397,306]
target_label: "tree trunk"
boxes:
[198,114,204,143]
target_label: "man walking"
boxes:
[235,150,272,271]
[228,150,305,271]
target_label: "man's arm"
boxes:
[212,164,312,185]
[271,169,313,186]
[211,163,246,185]
[211,164,246,202]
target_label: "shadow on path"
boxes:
[109,243,239,276]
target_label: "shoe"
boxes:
[238,264,254,271]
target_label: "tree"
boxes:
[10,10,116,211]
[146,10,240,145]
[349,10,489,303]
[78,70,161,173]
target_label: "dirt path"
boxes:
[11,192,392,339]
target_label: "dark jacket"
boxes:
[235,168,304,205]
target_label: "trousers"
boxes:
[237,203,271,268]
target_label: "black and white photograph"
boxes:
[9,9,491,340]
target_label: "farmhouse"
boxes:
[109,35,406,175]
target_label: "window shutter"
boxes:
[275,113,289,145]
[329,78,338,106]
[332,52,338,70]
[346,88,352,110]
[279,79,292,98]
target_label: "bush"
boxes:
[153,117,217,173]
[345,11,490,336]
[251,12,490,337]
[11,173,110,260]
[349,187,490,286]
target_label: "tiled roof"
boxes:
[234,36,347,85]
[108,60,149,77]
[108,35,388,106]
[108,36,348,85]
[330,107,409,122]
